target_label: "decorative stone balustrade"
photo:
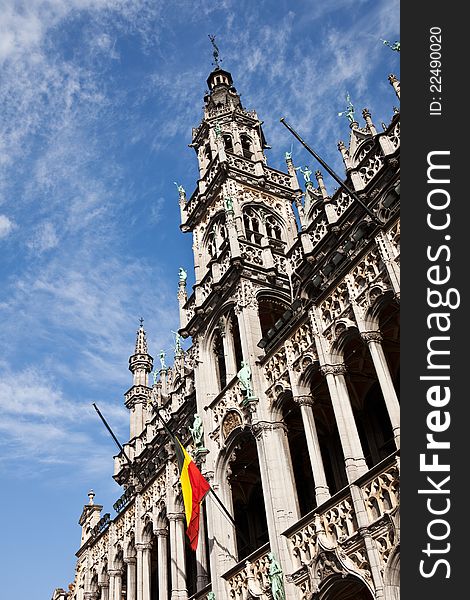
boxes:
[226,152,257,175]
[223,543,271,600]
[239,240,263,267]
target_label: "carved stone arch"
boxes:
[142,517,153,543]
[329,318,360,356]
[256,290,291,339]
[89,570,99,593]
[202,210,227,259]
[383,544,400,600]
[155,500,167,528]
[221,409,244,444]
[352,139,374,165]
[201,301,237,347]
[112,544,124,570]
[308,539,374,600]
[270,388,293,420]
[296,356,322,391]
[125,533,136,560]
[364,286,395,328]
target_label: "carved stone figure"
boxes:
[338,92,355,124]
[159,350,167,370]
[178,267,187,283]
[237,360,253,398]
[268,552,286,600]
[189,413,205,449]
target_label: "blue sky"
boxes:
[0,0,399,596]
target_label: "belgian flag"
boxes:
[174,437,211,550]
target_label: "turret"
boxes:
[125,320,153,440]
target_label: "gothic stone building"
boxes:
[52,66,400,600]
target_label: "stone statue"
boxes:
[178,267,187,283]
[174,181,185,196]
[382,39,400,52]
[159,350,167,370]
[295,165,312,183]
[224,196,233,211]
[284,150,292,161]
[268,553,286,600]
[153,369,159,385]
[237,360,253,398]
[207,593,216,600]
[338,92,355,124]
[171,330,182,355]
[189,413,205,449]
[214,121,222,138]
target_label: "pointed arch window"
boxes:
[223,134,233,152]
[242,207,285,248]
[206,215,228,259]
[243,207,263,244]
[240,133,253,159]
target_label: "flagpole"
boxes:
[279,117,382,225]
[92,403,145,486]
[151,402,251,547]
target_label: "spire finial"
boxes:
[139,316,144,327]
[208,34,222,68]
[88,489,95,505]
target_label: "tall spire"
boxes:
[129,318,153,384]
[134,317,148,354]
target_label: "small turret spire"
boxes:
[135,318,148,354]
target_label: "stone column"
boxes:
[320,364,368,482]
[156,528,169,600]
[108,570,122,600]
[350,483,386,600]
[361,331,400,449]
[125,558,136,600]
[195,503,209,590]
[168,513,188,600]
[222,323,238,380]
[293,395,330,505]
[136,546,143,600]
[141,543,152,600]
[251,421,301,595]
[100,582,109,600]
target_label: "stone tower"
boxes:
[177,64,308,592]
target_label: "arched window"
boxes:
[229,431,268,559]
[258,297,289,338]
[240,134,253,159]
[243,207,263,244]
[223,134,233,152]
[265,214,282,240]
[206,215,227,259]
[242,207,284,248]
[342,334,395,468]
[213,330,227,391]
[282,395,316,516]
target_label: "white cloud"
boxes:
[0,214,15,238]
[27,221,59,252]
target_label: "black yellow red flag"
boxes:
[174,437,211,550]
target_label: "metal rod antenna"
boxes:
[279,117,381,225]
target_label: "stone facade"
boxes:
[52,66,400,600]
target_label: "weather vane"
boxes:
[208,34,222,68]
[381,39,400,52]
[139,317,144,327]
